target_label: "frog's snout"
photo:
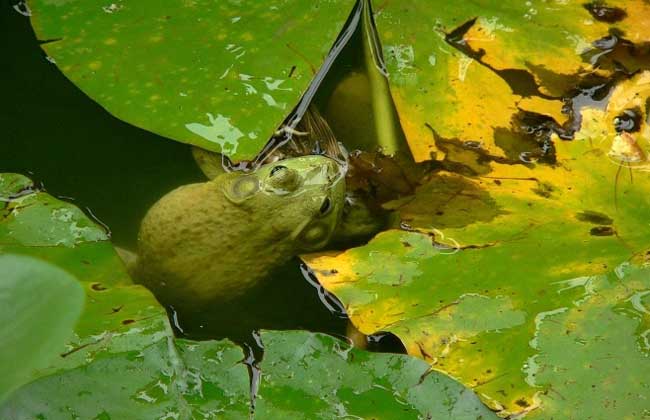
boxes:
[326,158,344,180]
[317,157,346,187]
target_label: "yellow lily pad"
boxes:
[305,70,650,416]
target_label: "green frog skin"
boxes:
[134,155,346,310]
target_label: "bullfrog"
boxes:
[192,106,396,246]
[132,155,346,310]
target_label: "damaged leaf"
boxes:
[305,70,650,416]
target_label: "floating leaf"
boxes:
[28,0,355,160]
[304,72,650,415]
[0,254,84,403]
[526,263,650,419]
[2,336,251,419]
[307,238,650,416]
[256,330,498,419]
[372,1,649,161]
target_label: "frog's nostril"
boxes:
[326,160,341,177]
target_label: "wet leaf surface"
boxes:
[307,239,650,416]
[0,254,84,402]
[374,1,650,161]
[256,330,497,420]
[304,3,650,416]
[28,0,354,160]
[526,263,650,419]
[305,116,650,415]
[2,337,251,420]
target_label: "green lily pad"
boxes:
[29,0,355,160]
[0,254,84,403]
[307,235,650,416]
[2,336,251,419]
[256,330,497,419]
[526,263,650,419]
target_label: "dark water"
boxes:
[0,2,359,348]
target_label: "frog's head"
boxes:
[221,155,346,251]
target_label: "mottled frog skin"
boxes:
[135,155,346,309]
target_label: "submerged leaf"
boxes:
[0,254,84,403]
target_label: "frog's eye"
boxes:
[270,165,288,176]
[224,175,260,203]
[319,197,332,216]
[267,166,301,192]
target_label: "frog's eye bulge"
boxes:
[270,165,288,176]
[266,165,301,193]
[224,175,260,203]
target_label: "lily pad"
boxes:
[28,0,355,160]
[373,0,650,161]
[304,66,650,416]
[305,100,650,415]
[0,254,84,403]
[256,330,497,419]
[2,336,251,419]
[526,263,650,419]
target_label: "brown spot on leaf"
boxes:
[590,226,616,236]
[576,210,614,225]
[515,398,530,408]
[584,2,627,23]
[91,283,107,291]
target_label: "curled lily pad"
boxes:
[29,0,355,160]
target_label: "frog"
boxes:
[132,155,346,311]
